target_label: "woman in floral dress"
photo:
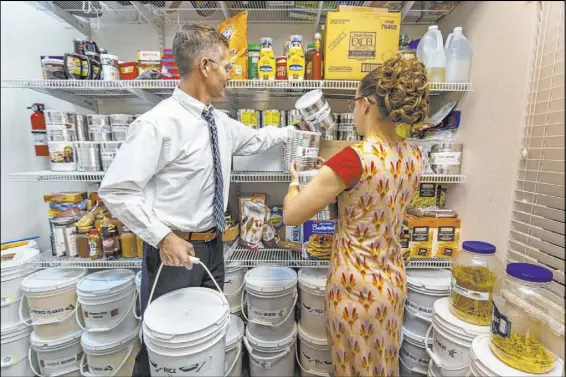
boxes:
[283,55,429,377]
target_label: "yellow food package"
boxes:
[404,214,434,258]
[218,11,248,80]
[431,217,461,258]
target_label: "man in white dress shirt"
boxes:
[99,23,291,376]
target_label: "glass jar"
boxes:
[450,241,502,325]
[120,225,137,258]
[491,263,564,374]
[76,226,92,259]
[136,236,144,258]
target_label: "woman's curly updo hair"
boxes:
[359,54,430,125]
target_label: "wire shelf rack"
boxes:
[27,253,142,269]
[406,257,453,269]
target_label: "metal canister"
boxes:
[76,143,101,172]
[321,125,338,140]
[262,109,285,128]
[293,130,321,172]
[87,114,112,141]
[45,111,77,136]
[75,114,89,141]
[312,202,338,221]
[109,114,135,142]
[338,125,360,141]
[430,143,463,174]
[47,129,76,172]
[295,89,336,132]
[339,113,354,125]
[287,109,302,127]
[237,109,260,129]
[50,216,79,258]
[100,142,121,172]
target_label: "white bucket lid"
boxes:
[245,322,297,350]
[225,315,245,349]
[1,322,32,344]
[298,268,327,292]
[245,267,297,294]
[295,89,323,110]
[21,268,87,293]
[402,325,426,348]
[297,323,328,347]
[143,287,229,342]
[433,298,490,337]
[471,335,564,377]
[81,322,141,353]
[77,269,134,296]
[407,269,451,293]
[1,246,40,270]
[31,329,83,351]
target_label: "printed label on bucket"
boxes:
[3,354,18,365]
[302,302,324,317]
[401,347,429,366]
[29,303,75,316]
[90,362,119,373]
[302,351,331,369]
[405,299,433,316]
[251,356,272,369]
[149,356,212,375]
[83,307,119,320]
[434,336,463,362]
[249,306,288,321]
[1,294,14,304]
[39,352,82,369]
[451,278,489,301]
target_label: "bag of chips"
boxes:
[218,10,248,80]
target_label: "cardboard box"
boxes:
[277,224,302,252]
[222,223,240,242]
[404,214,435,258]
[319,140,358,160]
[324,11,400,80]
[432,217,461,258]
[301,220,335,260]
[337,5,388,12]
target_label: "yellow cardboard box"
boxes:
[337,5,388,12]
[324,11,400,80]
[432,217,461,258]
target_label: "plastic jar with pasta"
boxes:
[491,263,564,374]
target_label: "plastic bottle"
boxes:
[305,43,315,80]
[445,27,472,82]
[286,34,305,81]
[416,25,446,82]
[313,33,323,80]
[258,37,276,80]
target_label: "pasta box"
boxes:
[301,220,335,260]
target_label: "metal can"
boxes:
[237,109,260,129]
[100,142,121,172]
[87,114,112,141]
[276,57,287,80]
[262,109,285,128]
[51,216,79,258]
[47,129,76,172]
[75,114,89,141]
[430,143,463,174]
[76,144,101,172]
[295,89,336,132]
[109,114,135,142]
[287,109,302,127]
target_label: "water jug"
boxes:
[416,25,446,82]
[445,27,472,82]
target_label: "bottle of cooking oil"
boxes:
[286,34,305,81]
[258,37,276,80]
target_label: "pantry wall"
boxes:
[1,1,538,259]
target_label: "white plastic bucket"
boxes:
[230,306,244,322]
[400,332,430,372]
[399,352,427,377]
[80,322,141,376]
[298,268,327,339]
[1,322,34,376]
[134,271,142,320]
[143,287,230,376]
[76,269,138,334]
[30,329,83,377]
[243,267,297,342]
[244,322,297,377]
[425,298,489,377]
[224,266,246,311]
[20,268,87,341]
[224,315,244,377]
[428,359,441,377]
[296,323,331,377]
[404,269,451,339]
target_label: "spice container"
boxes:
[76,226,92,259]
[305,43,314,80]
[491,263,564,374]
[88,229,103,260]
[276,56,287,80]
[248,44,261,79]
[87,114,112,141]
[100,54,120,80]
[430,143,463,174]
[450,241,502,325]
[120,225,137,258]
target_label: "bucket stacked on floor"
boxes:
[21,267,87,377]
[224,265,247,320]
[399,269,451,377]
[1,246,39,377]
[297,268,331,377]
[243,267,298,377]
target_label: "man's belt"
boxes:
[173,229,219,242]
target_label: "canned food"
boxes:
[75,114,89,141]
[338,125,360,141]
[287,109,302,127]
[76,144,101,172]
[87,114,112,141]
[100,142,121,172]
[321,126,338,140]
[262,109,285,127]
[237,109,260,128]
[295,90,336,132]
[109,114,135,142]
[430,143,463,174]
[47,129,76,172]
[45,111,77,136]
[276,57,287,80]
[339,113,354,124]
[51,216,79,258]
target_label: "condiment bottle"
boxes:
[136,236,144,258]
[88,229,102,260]
[305,43,314,80]
[286,35,305,81]
[313,33,323,80]
[120,225,137,258]
[102,219,120,259]
[248,43,261,80]
[258,37,276,80]
[76,226,92,259]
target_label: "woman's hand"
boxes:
[290,159,299,183]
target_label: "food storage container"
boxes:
[430,143,463,174]
[450,241,503,325]
[491,263,564,374]
[87,114,112,141]
[110,114,135,141]
[295,90,336,132]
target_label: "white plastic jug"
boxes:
[445,27,472,82]
[416,25,446,82]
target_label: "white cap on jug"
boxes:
[429,25,438,30]
[454,26,463,32]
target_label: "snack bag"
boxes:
[218,11,248,80]
[239,199,265,251]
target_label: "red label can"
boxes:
[276,57,287,80]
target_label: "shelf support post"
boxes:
[34,89,97,112]
[400,1,415,22]
[130,1,163,37]
[313,1,324,34]
[37,1,90,36]
[219,1,230,20]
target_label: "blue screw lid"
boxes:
[462,241,496,255]
[507,263,553,283]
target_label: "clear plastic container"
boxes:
[445,27,472,82]
[416,25,446,82]
[450,241,503,325]
[491,263,565,374]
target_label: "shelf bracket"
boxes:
[219,1,230,20]
[400,1,415,22]
[130,1,162,37]
[127,88,163,106]
[313,1,324,34]
[37,1,90,36]
[34,89,97,112]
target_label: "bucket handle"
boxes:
[294,342,330,377]
[404,303,432,322]
[28,345,80,377]
[425,324,471,372]
[240,290,298,327]
[1,349,28,368]
[223,280,245,297]
[133,292,141,320]
[80,343,134,377]
[19,296,76,326]
[224,342,242,377]
[1,294,22,308]
[75,290,137,333]
[243,337,291,363]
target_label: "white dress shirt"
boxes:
[99,87,290,247]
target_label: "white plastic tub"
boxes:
[400,335,430,372]
[30,329,83,377]
[143,287,230,377]
[244,322,297,377]
[76,269,138,334]
[243,267,297,342]
[135,271,141,318]
[399,352,427,377]
[225,314,244,377]
[298,268,327,339]
[81,322,141,376]
[224,266,247,311]
[297,323,331,377]
[20,268,87,340]
[1,322,34,376]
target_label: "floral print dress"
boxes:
[325,139,422,377]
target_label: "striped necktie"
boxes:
[202,107,226,232]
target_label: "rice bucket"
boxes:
[400,327,430,373]
[244,322,297,377]
[399,351,427,377]
[134,271,141,319]
[469,335,564,377]
[143,287,230,376]
[404,269,451,339]
[1,322,34,376]
[243,267,297,342]
[295,90,336,133]
[426,298,490,377]
[297,268,327,339]
[296,323,331,377]
[224,266,247,311]
[80,322,141,377]
[76,269,138,334]
[224,314,244,377]
[29,329,83,377]
[20,268,86,341]
[1,247,39,329]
